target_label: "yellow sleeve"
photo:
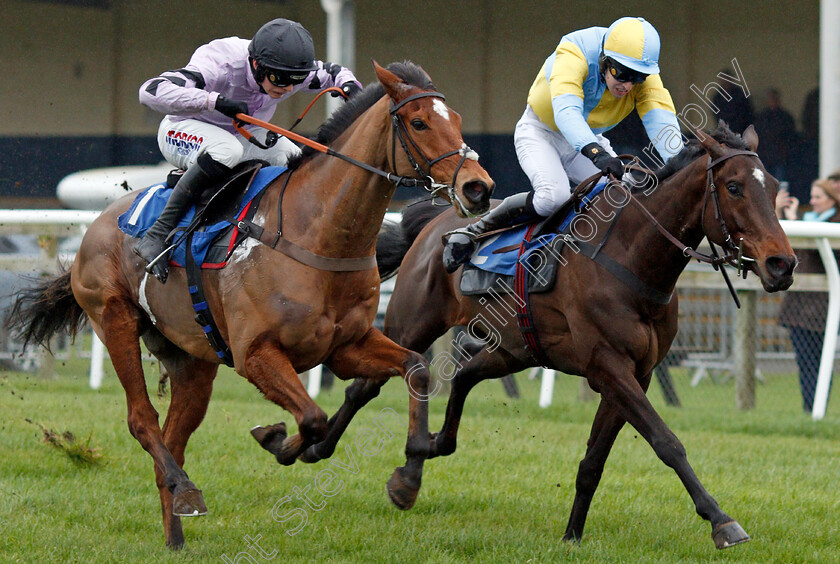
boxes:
[547,41,589,101]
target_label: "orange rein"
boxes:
[231,86,347,152]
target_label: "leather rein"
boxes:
[594,148,759,307]
[232,90,478,271]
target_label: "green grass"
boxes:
[1,357,839,563]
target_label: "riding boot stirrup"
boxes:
[441,192,537,273]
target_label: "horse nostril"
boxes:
[766,255,795,277]
[462,180,492,203]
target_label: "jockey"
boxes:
[443,16,683,272]
[135,18,363,283]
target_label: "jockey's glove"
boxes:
[215,96,250,122]
[582,142,624,178]
[334,82,362,100]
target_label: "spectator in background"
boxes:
[712,69,754,134]
[786,86,820,202]
[801,87,819,142]
[775,178,839,412]
[755,88,797,181]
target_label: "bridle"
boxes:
[593,147,759,307]
[700,149,760,273]
[389,92,479,216]
[232,89,480,215]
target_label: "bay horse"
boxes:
[370,124,794,548]
[9,61,493,549]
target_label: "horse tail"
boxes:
[376,218,407,280]
[402,199,448,246]
[376,200,448,280]
[7,269,87,352]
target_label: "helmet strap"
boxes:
[249,56,268,94]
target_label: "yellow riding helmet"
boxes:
[603,17,661,75]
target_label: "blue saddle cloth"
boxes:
[468,180,608,276]
[118,166,286,268]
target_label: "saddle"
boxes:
[460,179,609,296]
[118,160,286,269]
[118,160,288,367]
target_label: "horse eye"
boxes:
[410,119,428,131]
[726,182,742,196]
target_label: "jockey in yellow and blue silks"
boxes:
[443,17,683,273]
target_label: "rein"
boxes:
[602,148,759,307]
[228,89,478,272]
[231,90,477,212]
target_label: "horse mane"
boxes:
[653,121,750,183]
[287,61,436,170]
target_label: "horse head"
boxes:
[698,125,796,292]
[373,61,494,217]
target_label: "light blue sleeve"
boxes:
[641,108,683,162]
[551,93,601,151]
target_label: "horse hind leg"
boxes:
[429,345,527,459]
[587,348,750,549]
[298,376,388,464]
[147,333,219,549]
[100,298,207,545]
[562,396,628,543]
[314,327,431,511]
[245,339,328,465]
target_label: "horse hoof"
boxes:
[386,466,421,510]
[250,423,287,455]
[172,487,207,517]
[712,520,750,549]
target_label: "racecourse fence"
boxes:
[1,211,837,421]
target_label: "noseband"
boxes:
[390,92,479,216]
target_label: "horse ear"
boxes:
[741,125,759,152]
[372,59,411,102]
[697,128,726,160]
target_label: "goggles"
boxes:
[606,59,648,84]
[264,67,309,87]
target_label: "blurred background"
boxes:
[0,0,837,420]
[0,0,826,204]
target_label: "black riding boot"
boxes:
[442,191,540,273]
[132,153,229,283]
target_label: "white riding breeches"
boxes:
[157,116,301,170]
[514,105,614,217]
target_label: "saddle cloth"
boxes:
[460,180,608,295]
[118,165,286,269]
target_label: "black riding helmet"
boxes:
[249,18,317,87]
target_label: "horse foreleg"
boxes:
[244,338,328,465]
[588,346,750,549]
[101,298,207,537]
[154,352,218,549]
[321,327,430,510]
[298,377,387,463]
[429,346,526,459]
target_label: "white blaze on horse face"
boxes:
[752,168,766,188]
[433,99,450,121]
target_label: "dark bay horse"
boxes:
[376,124,795,548]
[9,61,493,549]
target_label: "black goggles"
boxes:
[607,60,648,84]
[264,67,309,87]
